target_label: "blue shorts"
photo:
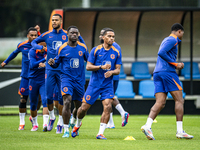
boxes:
[18,77,29,96]
[61,79,84,102]
[153,71,183,95]
[53,86,63,105]
[83,85,114,105]
[53,86,58,100]
[113,80,119,94]
[29,78,47,111]
[45,69,62,104]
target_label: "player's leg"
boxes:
[62,94,72,137]
[39,83,49,132]
[18,77,29,130]
[71,102,91,138]
[71,85,99,138]
[141,72,166,140]
[170,85,193,138]
[46,70,56,131]
[29,79,39,131]
[55,72,64,133]
[97,98,113,140]
[70,85,84,129]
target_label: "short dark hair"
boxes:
[67,25,78,32]
[53,14,62,19]
[27,27,37,35]
[171,23,184,31]
[102,28,114,36]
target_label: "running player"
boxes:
[71,28,122,139]
[141,23,193,140]
[31,14,85,133]
[1,27,38,130]
[48,26,89,138]
[29,42,49,131]
[99,28,129,128]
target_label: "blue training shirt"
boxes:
[28,48,47,80]
[154,34,181,73]
[88,44,122,88]
[51,41,89,86]
[112,42,121,81]
[31,29,86,71]
[4,40,32,78]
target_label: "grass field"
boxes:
[0,114,199,150]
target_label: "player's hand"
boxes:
[1,62,6,67]
[48,58,55,66]
[104,71,113,78]
[101,64,111,70]
[176,62,184,70]
[39,63,45,68]
[45,55,47,60]
[42,46,47,51]
[35,25,40,32]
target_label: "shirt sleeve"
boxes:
[29,50,46,69]
[115,50,122,65]
[31,34,45,50]
[4,47,21,64]
[78,36,86,44]
[158,38,178,66]
[88,47,96,64]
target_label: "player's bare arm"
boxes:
[86,61,108,71]
[104,64,120,78]
[1,62,6,67]
[39,62,46,68]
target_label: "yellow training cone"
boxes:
[124,136,136,140]
[153,119,157,123]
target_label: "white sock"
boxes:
[49,110,55,120]
[32,116,38,126]
[19,112,25,125]
[108,112,115,126]
[145,117,153,128]
[64,124,70,133]
[98,123,107,135]
[43,115,49,126]
[57,115,63,126]
[70,116,76,125]
[76,118,82,127]
[177,121,183,133]
[115,104,125,117]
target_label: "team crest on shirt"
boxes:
[70,58,79,68]
[79,51,83,56]
[110,54,115,59]
[29,86,32,91]
[62,35,66,40]
[63,87,68,92]
[52,41,62,50]
[86,95,91,100]
[20,88,25,93]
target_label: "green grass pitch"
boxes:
[0,115,199,150]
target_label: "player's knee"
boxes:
[30,104,37,111]
[104,103,112,113]
[47,99,53,105]
[19,95,28,108]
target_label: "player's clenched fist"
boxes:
[101,64,111,70]
[48,58,55,66]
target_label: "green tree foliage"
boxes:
[0,0,198,37]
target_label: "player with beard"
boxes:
[99,28,129,128]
